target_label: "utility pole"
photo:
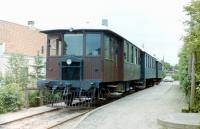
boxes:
[190,52,196,110]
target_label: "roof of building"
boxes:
[0,20,41,32]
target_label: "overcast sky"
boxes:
[0,0,190,65]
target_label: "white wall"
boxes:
[0,54,46,77]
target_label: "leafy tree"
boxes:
[30,54,45,81]
[160,60,173,77]
[5,54,29,87]
[179,0,200,111]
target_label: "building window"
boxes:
[64,34,83,56]
[41,45,44,54]
[86,34,101,56]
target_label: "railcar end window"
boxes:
[64,34,83,56]
[86,34,101,56]
[49,39,61,56]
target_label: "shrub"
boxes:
[0,83,24,113]
[28,90,40,107]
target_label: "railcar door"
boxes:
[116,39,123,81]
[103,34,123,82]
[84,33,102,80]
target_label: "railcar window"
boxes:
[153,59,155,68]
[148,56,150,68]
[111,37,118,60]
[150,57,152,68]
[64,34,83,56]
[145,54,147,67]
[86,34,101,56]
[131,46,134,63]
[145,55,147,67]
[104,35,111,59]
[136,48,138,64]
[124,41,129,62]
[137,50,140,64]
[49,39,62,56]
[149,56,150,68]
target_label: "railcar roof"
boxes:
[42,25,144,49]
[41,25,159,61]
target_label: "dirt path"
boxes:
[74,81,186,129]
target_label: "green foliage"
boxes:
[178,49,190,94]
[160,60,175,78]
[42,90,62,103]
[172,73,179,80]
[179,0,200,112]
[5,54,29,87]
[172,64,179,80]
[28,90,40,107]
[0,83,24,113]
[191,86,200,112]
[0,53,46,113]
[30,54,45,81]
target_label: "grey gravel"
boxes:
[74,81,186,129]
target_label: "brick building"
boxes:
[0,20,47,76]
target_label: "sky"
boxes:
[0,0,190,65]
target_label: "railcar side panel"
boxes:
[156,61,162,79]
[145,68,156,79]
[123,63,141,81]
[103,60,117,82]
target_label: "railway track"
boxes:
[0,108,91,129]
[0,88,139,129]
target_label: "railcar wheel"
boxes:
[64,94,74,106]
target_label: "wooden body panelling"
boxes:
[46,57,60,80]
[123,62,141,81]
[145,68,156,79]
[102,39,124,82]
[156,61,162,79]
[83,57,102,80]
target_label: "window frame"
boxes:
[63,33,84,56]
[104,34,111,60]
[124,40,129,62]
[85,33,102,57]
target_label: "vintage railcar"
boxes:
[38,27,162,105]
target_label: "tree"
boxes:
[30,54,45,81]
[5,54,29,87]
[179,0,200,112]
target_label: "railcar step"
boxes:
[107,85,117,88]
[108,92,123,98]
